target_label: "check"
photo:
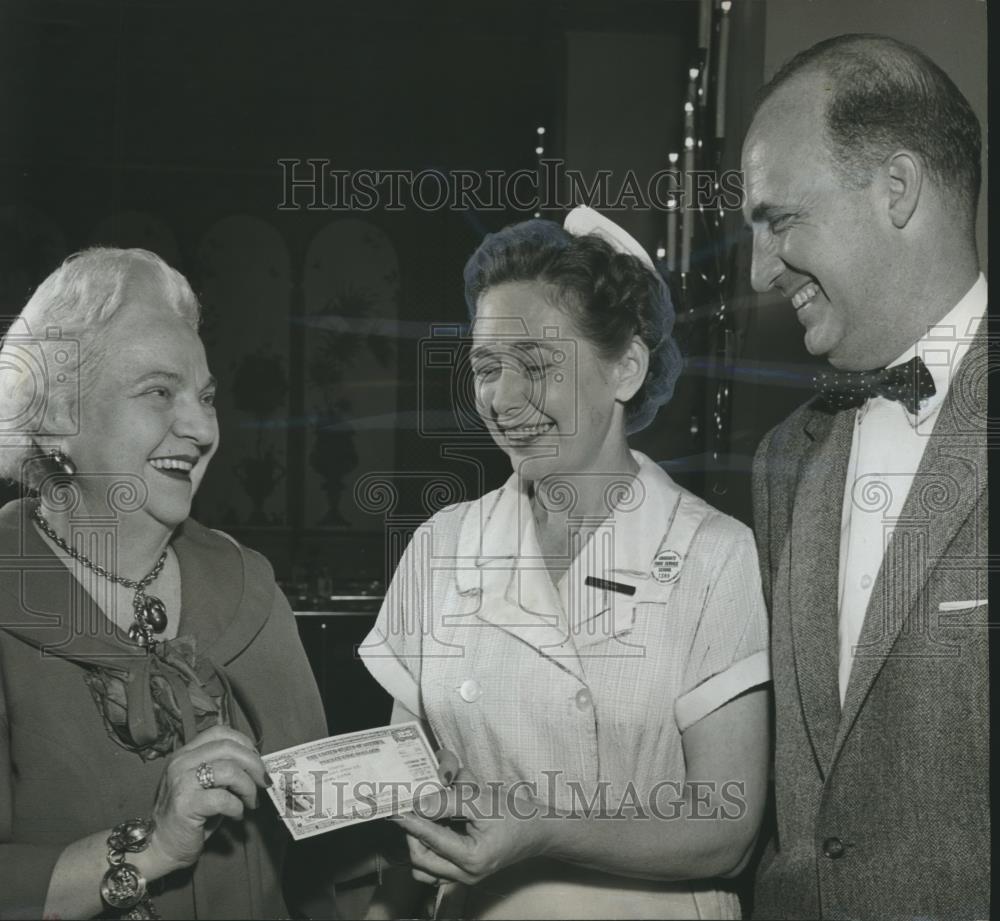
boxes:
[262,722,443,839]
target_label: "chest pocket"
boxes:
[574,491,710,654]
[573,593,662,653]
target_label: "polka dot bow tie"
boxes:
[812,356,936,415]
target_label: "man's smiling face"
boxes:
[741,72,897,371]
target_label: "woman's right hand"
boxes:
[148,725,269,871]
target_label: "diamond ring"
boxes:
[195,762,215,790]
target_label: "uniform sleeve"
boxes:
[674,523,771,733]
[358,522,434,720]
[0,643,64,920]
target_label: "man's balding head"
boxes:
[754,33,981,224]
[741,35,982,370]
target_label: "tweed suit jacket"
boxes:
[750,333,990,921]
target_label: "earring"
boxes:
[48,449,77,477]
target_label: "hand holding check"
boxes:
[389,765,548,886]
[260,726,545,886]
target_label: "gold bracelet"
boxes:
[100,818,159,920]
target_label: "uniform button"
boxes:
[822,837,846,859]
[860,574,872,590]
[575,688,592,710]
[459,679,481,702]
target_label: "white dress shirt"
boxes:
[837,273,987,704]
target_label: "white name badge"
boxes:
[652,549,683,584]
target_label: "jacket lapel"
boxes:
[833,332,988,759]
[0,499,142,662]
[172,519,270,666]
[788,407,856,778]
[0,503,267,669]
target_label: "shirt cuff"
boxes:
[358,634,424,720]
[674,649,770,732]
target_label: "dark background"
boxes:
[0,0,987,736]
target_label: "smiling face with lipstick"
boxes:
[464,219,682,509]
[470,279,641,489]
[65,274,219,532]
[0,248,220,640]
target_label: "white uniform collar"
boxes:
[454,450,698,604]
[458,452,680,572]
[451,451,712,671]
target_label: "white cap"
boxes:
[563,206,656,272]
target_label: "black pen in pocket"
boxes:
[584,576,635,596]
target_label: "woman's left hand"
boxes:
[389,768,548,885]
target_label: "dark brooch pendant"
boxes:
[140,595,168,633]
[128,621,154,646]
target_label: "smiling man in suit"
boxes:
[742,34,988,921]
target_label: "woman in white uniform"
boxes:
[360,208,770,919]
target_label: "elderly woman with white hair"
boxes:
[0,249,331,919]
